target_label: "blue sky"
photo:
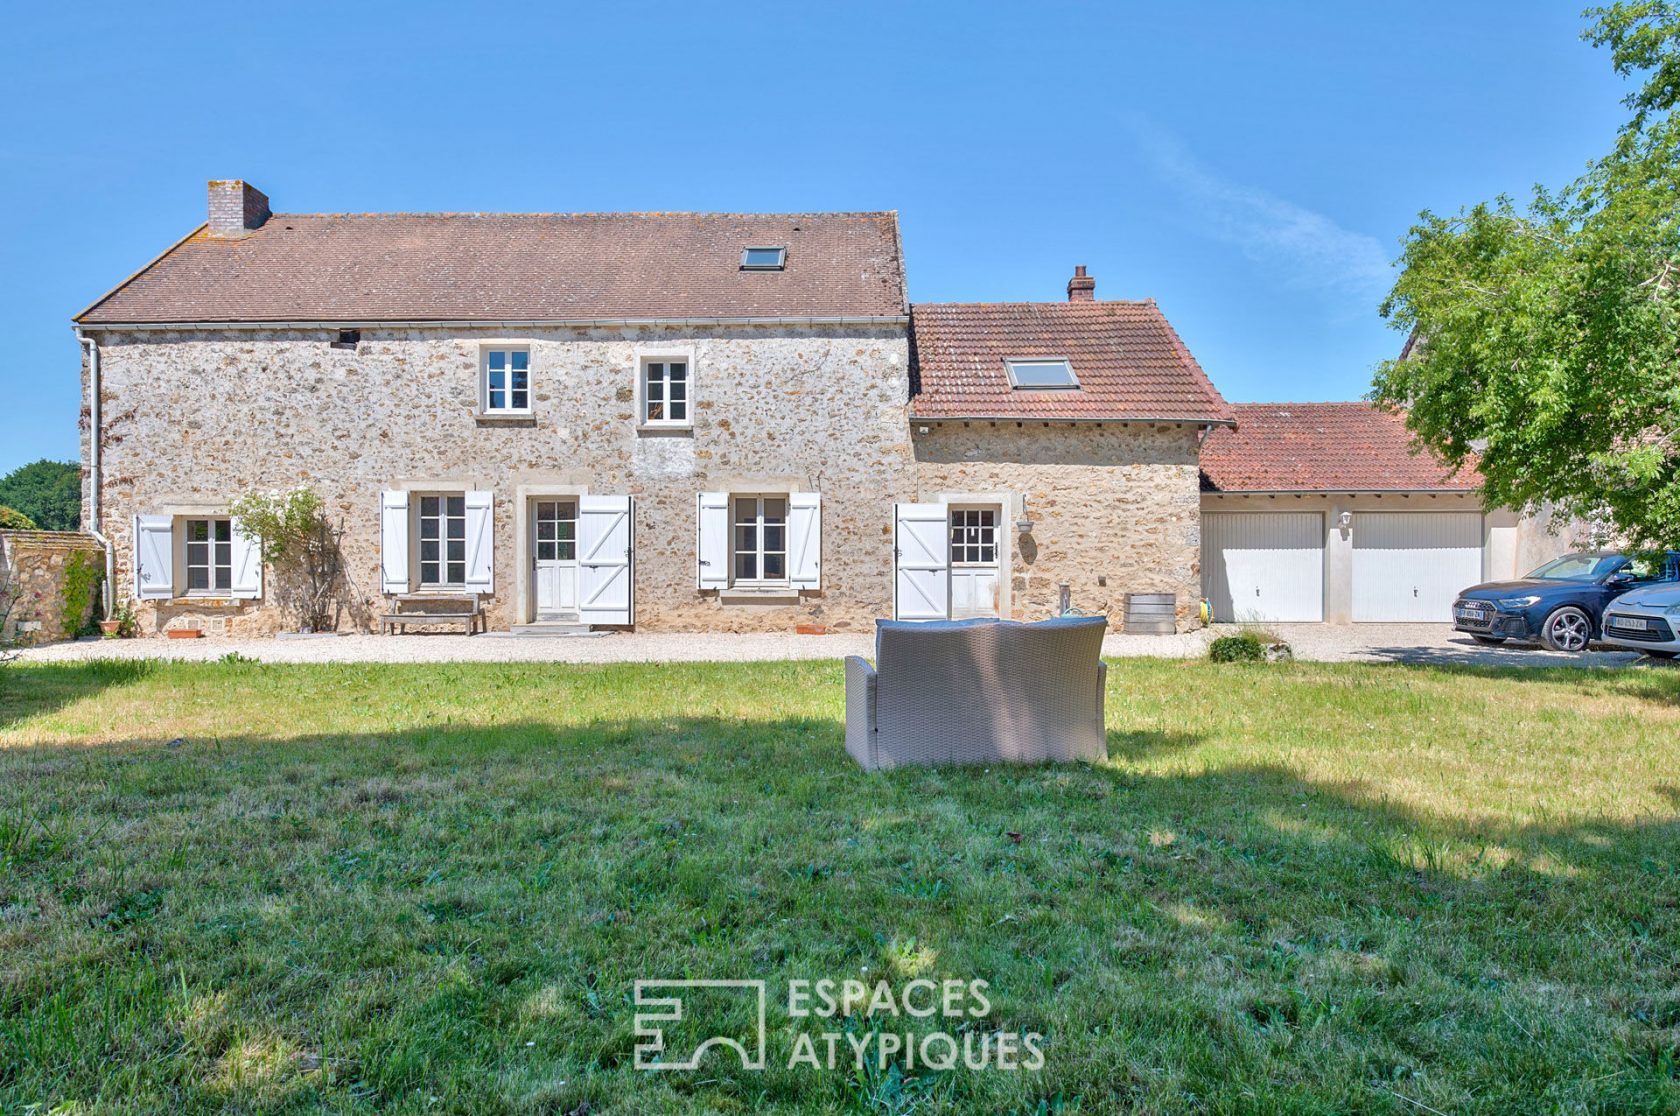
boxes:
[0,1,1631,473]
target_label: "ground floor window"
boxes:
[418,494,467,586]
[183,518,232,593]
[949,507,998,565]
[535,499,576,562]
[733,495,787,583]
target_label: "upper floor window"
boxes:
[184,518,233,593]
[642,360,690,426]
[740,246,786,271]
[483,348,531,413]
[1004,358,1078,390]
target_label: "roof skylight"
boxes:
[740,246,786,270]
[1004,358,1079,389]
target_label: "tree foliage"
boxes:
[1373,2,1680,547]
[0,460,80,532]
[0,507,36,530]
[226,488,348,633]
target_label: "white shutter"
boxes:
[893,502,949,621]
[464,490,495,595]
[578,494,634,626]
[380,490,410,594]
[789,492,822,590]
[696,491,729,590]
[133,515,174,601]
[229,520,263,599]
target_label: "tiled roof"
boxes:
[77,212,906,324]
[908,301,1233,422]
[1200,403,1481,492]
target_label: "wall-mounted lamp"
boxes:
[915,425,930,436]
[1017,495,1034,534]
[1337,511,1353,528]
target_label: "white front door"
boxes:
[1351,512,1483,622]
[948,506,1001,619]
[894,503,950,620]
[532,499,579,620]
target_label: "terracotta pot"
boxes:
[98,620,122,636]
[165,628,203,640]
[795,623,827,636]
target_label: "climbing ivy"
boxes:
[59,549,102,636]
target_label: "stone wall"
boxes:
[911,422,1204,624]
[0,531,104,644]
[84,324,915,635]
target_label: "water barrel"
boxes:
[1123,592,1177,635]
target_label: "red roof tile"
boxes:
[908,301,1233,422]
[77,212,906,324]
[1200,403,1480,492]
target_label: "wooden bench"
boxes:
[379,593,484,636]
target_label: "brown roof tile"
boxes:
[77,211,906,324]
[1200,403,1480,492]
[908,301,1233,422]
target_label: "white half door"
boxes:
[577,495,634,627]
[894,503,950,621]
[948,506,1001,619]
[1202,512,1324,623]
[1352,512,1483,623]
[533,499,579,619]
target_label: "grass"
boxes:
[1,656,1678,1113]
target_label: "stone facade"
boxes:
[84,324,923,635]
[0,531,104,644]
[911,422,1204,622]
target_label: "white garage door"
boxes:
[1352,512,1483,622]
[1203,512,1324,623]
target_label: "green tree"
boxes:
[0,460,80,532]
[1373,2,1680,547]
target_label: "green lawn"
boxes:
[1,657,1678,1114]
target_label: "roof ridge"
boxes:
[262,210,899,220]
[911,300,1159,309]
[1231,400,1388,409]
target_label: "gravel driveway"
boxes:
[15,623,1663,668]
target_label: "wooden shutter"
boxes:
[893,503,949,621]
[228,520,263,599]
[578,495,634,626]
[789,493,822,590]
[464,490,494,595]
[380,491,410,594]
[133,515,174,600]
[696,491,729,590]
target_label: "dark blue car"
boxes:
[1451,551,1680,652]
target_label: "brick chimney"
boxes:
[207,180,270,237]
[1067,264,1095,302]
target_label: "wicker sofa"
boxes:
[844,616,1109,771]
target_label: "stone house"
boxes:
[72,180,1563,638]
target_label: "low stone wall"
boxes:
[0,531,105,645]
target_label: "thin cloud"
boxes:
[1133,124,1391,294]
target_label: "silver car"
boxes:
[1600,583,1680,659]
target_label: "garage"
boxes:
[1202,512,1324,622]
[1351,512,1483,622]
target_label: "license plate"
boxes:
[1609,616,1650,631]
[1454,607,1489,620]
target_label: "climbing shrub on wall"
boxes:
[59,548,102,636]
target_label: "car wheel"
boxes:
[1472,635,1507,646]
[1541,606,1593,653]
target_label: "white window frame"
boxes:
[740,246,786,270]
[731,493,790,587]
[1003,357,1079,390]
[414,492,469,589]
[180,516,234,595]
[638,355,694,428]
[948,506,999,567]
[480,346,533,415]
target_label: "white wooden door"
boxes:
[894,503,950,621]
[1352,512,1483,622]
[948,506,1001,619]
[533,499,579,619]
[577,495,634,626]
[1202,512,1324,622]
